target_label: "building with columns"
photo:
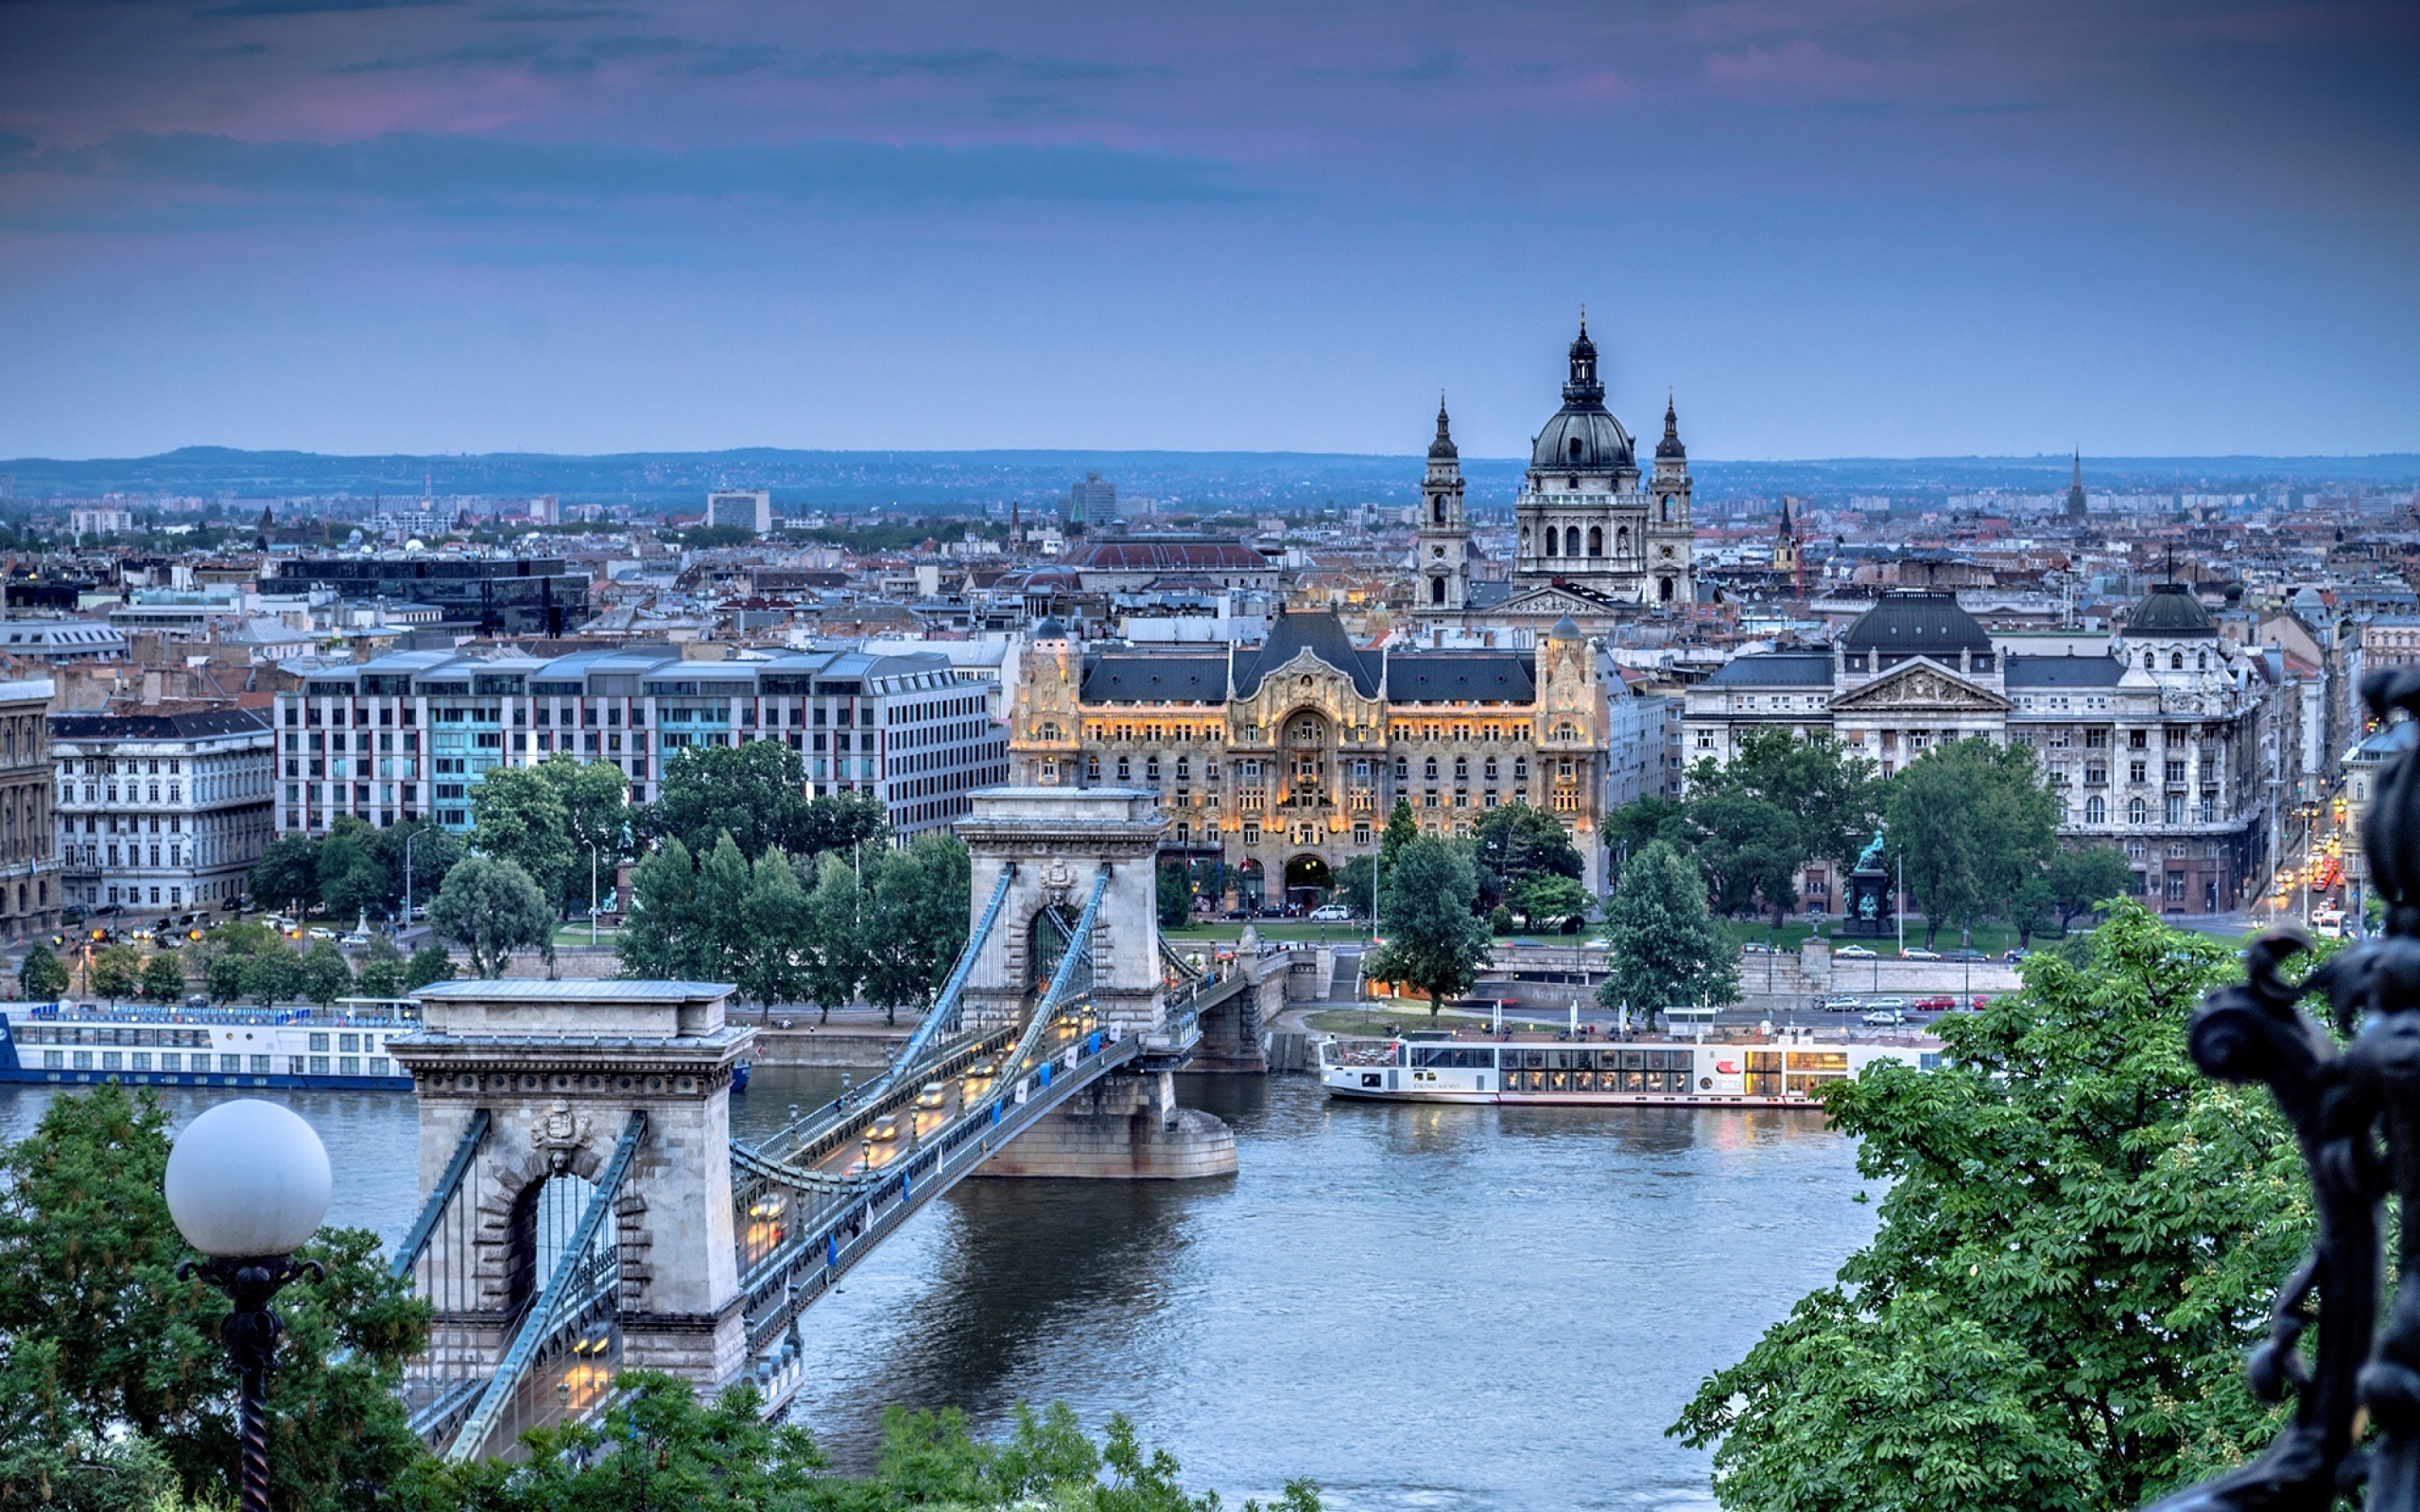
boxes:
[0,679,60,941]
[1009,609,1612,903]
[49,705,275,917]
[1682,586,2278,914]
[1414,318,1696,636]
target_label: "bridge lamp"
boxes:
[164,1099,333,1512]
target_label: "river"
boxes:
[0,1068,1878,1512]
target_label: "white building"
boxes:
[69,507,136,538]
[706,490,773,535]
[49,705,277,917]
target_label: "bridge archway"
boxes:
[1027,902,1080,992]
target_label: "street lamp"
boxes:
[164,1100,333,1512]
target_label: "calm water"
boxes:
[0,1069,1878,1512]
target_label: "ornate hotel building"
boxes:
[1009,610,1611,902]
[1681,586,2276,914]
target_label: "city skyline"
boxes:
[1,0,2413,461]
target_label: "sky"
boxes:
[0,0,2414,463]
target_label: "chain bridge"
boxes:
[381,788,1272,1461]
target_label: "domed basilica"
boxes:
[1413,318,1696,631]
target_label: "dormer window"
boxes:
[1568,437,1582,460]
[2170,652,2185,670]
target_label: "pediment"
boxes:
[1828,660,2010,713]
[1493,586,1615,617]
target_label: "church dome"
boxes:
[2122,582,2218,638]
[1427,397,1458,460]
[1530,317,1634,473]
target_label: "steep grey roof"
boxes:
[2005,656,2127,688]
[2123,582,2219,638]
[1384,654,1536,703]
[1233,610,1382,698]
[1079,654,1230,704]
[1704,652,1835,688]
[49,708,273,741]
[1842,592,1991,653]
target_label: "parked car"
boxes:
[1971,995,1991,1010]
[1835,944,1876,958]
[1902,946,1942,960]
[1862,1009,1906,1026]
[1741,941,1772,954]
[1944,948,1987,961]
[1913,995,1955,1012]
[1819,996,1861,1012]
[1308,903,1355,921]
[183,994,209,1009]
[2002,948,2030,962]
[340,931,371,949]
[1865,996,1910,1012]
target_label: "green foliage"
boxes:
[1376,799,1419,882]
[1688,789,1802,921]
[470,766,578,911]
[242,948,303,1005]
[536,753,632,913]
[1157,865,1192,929]
[1467,803,1583,913]
[355,934,406,998]
[1605,794,1692,869]
[17,943,68,1000]
[1670,904,2306,1510]
[802,851,868,1023]
[1596,839,1737,1015]
[0,1086,428,1512]
[313,818,388,923]
[737,847,813,1008]
[430,856,555,978]
[1488,902,1513,934]
[89,943,142,1003]
[860,835,974,1026]
[1364,836,1493,1018]
[616,837,701,981]
[139,952,187,1004]
[300,938,353,1005]
[1512,874,1590,933]
[1331,855,1376,919]
[405,942,458,990]
[1884,737,2060,947]
[248,835,320,912]
[640,741,884,866]
[2048,845,2139,931]
[1675,730,1883,923]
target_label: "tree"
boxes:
[313,817,389,924]
[1687,790,1803,923]
[2048,845,2138,934]
[470,766,577,912]
[1157,865,1192,929]
[429,856,554,978]
[372,818,463,919]
[301,938,353,1005]
[138,952,186,1005]
[16,944,67,1001]
[1596,839,1737,1019]
[1708,728,1886,879]
[0,1085,427,1512]
[616,837,702,980]
[1331,855,1376,919]
[1512,874,1591,934]
[529,753,631,915]
[242,948,302,1005]
[1468,804,1584,914]
[248,834,318,913]
[736,848,812,1007]
[1606,794,1693,870]
[355,934,406,998]
[801,851,867,1023]
[88,944,141,1004]
[404,943,457,991]
[1377,799,1420,884]
[1670,905,2305,1511]
[641,741,816,862]
[860,835,973,1026]
[1363,836,1493,1019]
[1885,737,2058,947]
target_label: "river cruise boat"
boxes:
[1317,1034,1937,1108]
[0,998,421,1091]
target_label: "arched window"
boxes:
[1564,526,1581,558]
[1423,757,1439,780]
[1661,495,1671,522]
[1454,757,1469,780]
[2129,797,2147,824]
[1544,527,1558,557]
[1430,576,1445,605]
[1586,526,1602,557]
[2086,795,2106,825]
[1115,756,1132,781]
[1432,498,1444,524]
[2143,650,2155,669]
[2197,651,2208,669]
[1568,437,1582,460]
[2170,652,2185,670]
[1659,577,1675,602]
[1616,526,1630,556]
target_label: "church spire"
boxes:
[1563,312,1602,404]
[1655,389,1685,462]
[1428,393,1458,459]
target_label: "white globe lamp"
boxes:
[164,1099,335,1512]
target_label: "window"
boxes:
[220,1055,242,1074]
[2085,795,2106,825]
[2130,760,2147,783]
[2129,797,2148,824]
[2166,795,2186,825]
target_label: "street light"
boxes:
[164,1100,333,1512]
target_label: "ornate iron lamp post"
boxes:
[164,1099,333,1512]
[2152,674,2420,1511]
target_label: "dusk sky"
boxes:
[1,0,2413,462]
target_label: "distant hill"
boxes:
[0,445,2411,507]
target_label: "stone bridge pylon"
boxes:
[955,786,1236,1178]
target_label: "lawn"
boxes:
[1716,918,2085,960]
[554,923,620,946]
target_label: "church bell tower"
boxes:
[1415,396,1471,614]
[1647,392,1695,610]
